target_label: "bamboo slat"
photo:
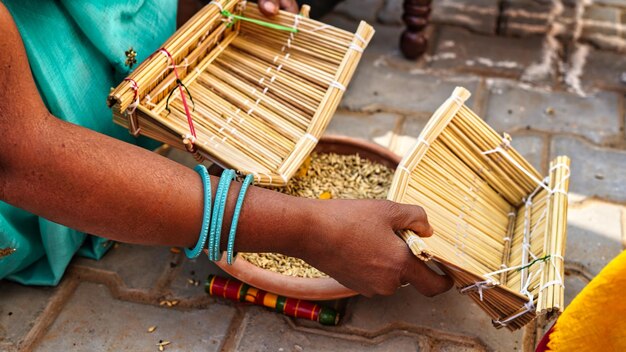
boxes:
[388,87,570,330]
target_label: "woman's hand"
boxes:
[258,0,299,16]
[292,199,453,297]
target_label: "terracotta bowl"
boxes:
[214,135,401,300]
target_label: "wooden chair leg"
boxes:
[400,0,432,60]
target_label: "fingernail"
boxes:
[263,2,277,13]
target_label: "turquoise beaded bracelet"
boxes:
[226,174,254,264]
[184,165,212,259]
[208,169,236,261]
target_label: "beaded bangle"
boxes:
[208,169,236,261]
[226,174,254,264]
[184,165,212,259]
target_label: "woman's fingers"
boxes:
[258,0,280,16]
[258,0,299,16]
[401,257,454,297]
[280,0,299,13]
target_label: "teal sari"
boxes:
[0,0,176,285]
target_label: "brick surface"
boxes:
[581,5,622,38]
[429,27,544,77]
[500,0,553,37]
[566,200,626,275]
[430,0,499,34]
[581,48,626,90]
[325,111,401,141]
[35,282,235,351]
[378,0,499,33]
[234,307,453,352]
[563,273,588,307]
[73,244,178,290]
[551,136,626,203]
[0,281,54,351]
[342,66,478,114]
[168,256,230,299]
[510,134,547,174]
[376,0,403,26]
[344,288,522,351]
[334,0,385,23]
[485,80,623,145]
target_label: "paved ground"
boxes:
[2,0,625,351]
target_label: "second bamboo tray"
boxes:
[388,87,570,330]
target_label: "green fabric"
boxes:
[0,0,176,285]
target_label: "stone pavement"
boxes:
[2,0,625,351]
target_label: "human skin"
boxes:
[0,3,452,297]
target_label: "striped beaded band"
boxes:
[185,165,212,259]
[226,174,255,264]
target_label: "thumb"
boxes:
[388,202,433,237]
[258,0,280,16]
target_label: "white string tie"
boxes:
[398,165,411,174]
[310,24,331,32]
[481,136,552,194]
[208,1,224,11]
[303,133,318,143]
[405,234,422,248]
[354,33,366,44]
[460,280,496,301]
[168,57,189,70]
[349,42,363,53]
[329,81,346,91]
[451,95,464,107]
[417,137,430,147]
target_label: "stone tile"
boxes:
[429,27,544,77]
[550,136,626,203]
[342,66,478,114]
[566,200,625,276]
[593,0,626,6]
[400,113,431,138]
[235,307,431,351]
[563,273,588,307]
[581,5,622,38]
[35,282,235,351]
[377,0,403,26]
[485,80,623,145]
[325,111,401,142]
[430,0,499,35]
[581,48,626,90]
[322,14,405,66]
[334,0,385,24]
[509,134,547,174]
[73,244,178,290]
[378,0,499,32]
[500,0,553,37]
[169,256,231,299]
[344,288,522,351]
[0,281,55,350]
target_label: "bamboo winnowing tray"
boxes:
[388,87,570,330]
[108,0,373,186]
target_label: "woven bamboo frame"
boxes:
[108,1,374,186]
[388,87,570,330]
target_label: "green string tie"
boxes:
[516,254,551,272]
[221,10,298,33]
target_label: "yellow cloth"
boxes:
[548,250,626,351]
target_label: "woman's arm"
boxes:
[0,4,451,297]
